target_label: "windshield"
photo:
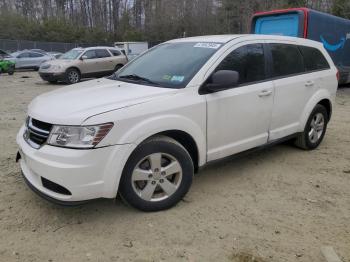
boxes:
[115,42,222,88]
[60,49,83,60]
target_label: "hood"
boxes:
[42,59,73,67]
[28,78,178,125]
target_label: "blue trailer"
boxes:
[251,8,350,84]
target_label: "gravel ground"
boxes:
[0,71,349,262]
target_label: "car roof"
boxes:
[72,46,117,51]
[167,34,324,49]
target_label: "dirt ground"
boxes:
[0,71,349,262]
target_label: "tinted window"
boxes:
[17,52,31,58]
[96,49,111,58]
[83,50,97,59]
[216,44,265,85]
[109,49,121,56]
[299,45,330,71]
[30,52,44,58]
[270,44,304,77]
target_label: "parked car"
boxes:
[9,50,53,70]
[38,46,128,84]
[0,49,15,75]
[16,35,337,211]
[252,8,350,84]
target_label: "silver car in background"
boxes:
[9,50,53,70]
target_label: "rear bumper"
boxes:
[39,72,66,82]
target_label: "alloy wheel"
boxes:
[131,152,182,202]
[308,113,325,144]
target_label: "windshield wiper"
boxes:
[118,74,160,86]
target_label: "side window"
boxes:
[298,45,330,71]
[109,49,121,56]
[17,52,31,58]
[215,43,265,85]
[30,52,44,58]
[270,43,304,77]
[83,50,97,59]
[96,49,111,58]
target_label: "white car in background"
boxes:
[9,50,53,70]
[17,35,337,211]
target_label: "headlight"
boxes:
[48,123,113,148]
[51,65,62,71]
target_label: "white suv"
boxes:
[16,35,338,211]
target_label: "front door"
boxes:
[206,43,274,161]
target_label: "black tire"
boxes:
[294,104,328,150]
[114,64,123,72]
[119,136,194,212]
[8,65,15,75]
[65,68,81,84]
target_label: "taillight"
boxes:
[336,70,340,82]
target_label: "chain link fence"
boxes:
[0,38,162,53]
[0,39,114,53]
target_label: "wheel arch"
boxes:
[66,66,81,75]
[147,130,200,173]
[300,90,333,131]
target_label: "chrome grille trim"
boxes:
[24,117,52,149]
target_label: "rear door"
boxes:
[95,49,114,71]
[267,42,318,140]
[29,52,46,68]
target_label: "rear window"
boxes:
[298,45,330,71]
[270,43,304,77]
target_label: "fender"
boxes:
[299,89,332,131]
[99,114,206,198]
[117,114,206,166]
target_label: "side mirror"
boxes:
[81,55,88,60]
[206,70,239,93]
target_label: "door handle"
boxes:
[305,81,314,87]
[258,90,272,97]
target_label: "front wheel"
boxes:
[295,104,328,150]
[65,68,81,84]
[119,136,194,212]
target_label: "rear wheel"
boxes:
[8,65,15,75]
[119,136,194,211]
[295,104,328,150]
[65,68,81,84]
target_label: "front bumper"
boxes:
[17,125,135,203]
[39,72,66,82]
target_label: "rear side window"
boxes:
[298,45,330,71]
[270,43,304,77]
[216,43,265,85]
[96,49,111,58]
[109,49,121,56]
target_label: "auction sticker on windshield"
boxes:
[194,43,221,49]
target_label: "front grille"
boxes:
[24,117,52,149]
